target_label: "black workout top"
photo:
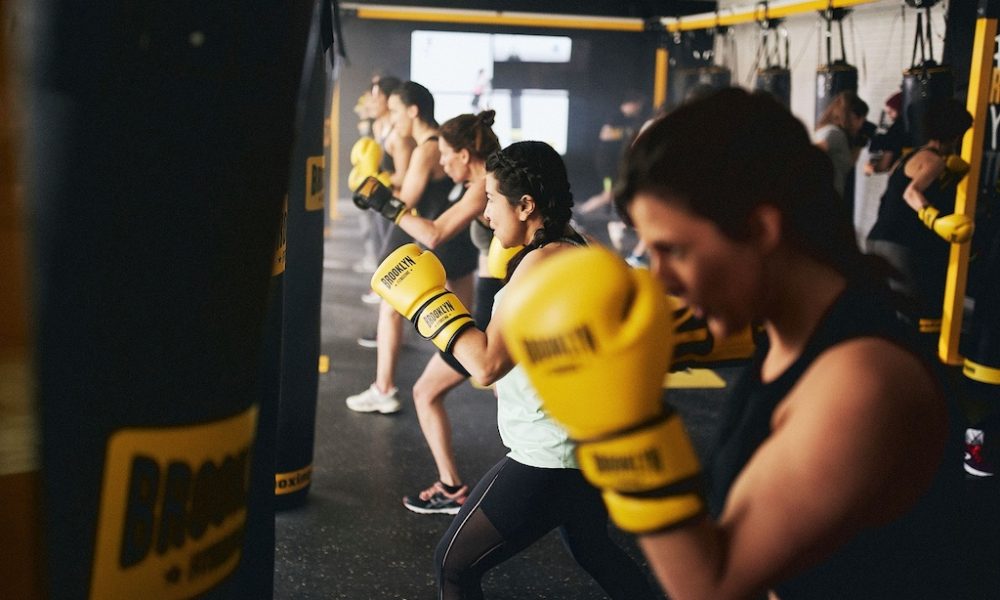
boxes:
[375,123,395,174]
[415,136,458,219]
[708,284,964,599]
[867,147,955,254]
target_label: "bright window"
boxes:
[411,31,572,154]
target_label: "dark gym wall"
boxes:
[336,13,658,201]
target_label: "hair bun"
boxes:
[478,110,496,127]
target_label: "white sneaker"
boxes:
[361,290,381,305]
[346,384,401,414]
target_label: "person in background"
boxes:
[814,90,869,198]
[353,75,416,281]
[864,91,908,176]
[347,82,478,415]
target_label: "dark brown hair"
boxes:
[439,110,500,162]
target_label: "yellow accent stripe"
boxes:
[318,354,330,374]
[663,0,881,32]
[653,47,668,110]
[664,368,727,389]
[275,465,313,495]
[964,359,1000,385]
[940,15,997,365]
[348,3,645,31]
[918,318,942,334]
[603,489,705,534]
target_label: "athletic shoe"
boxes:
[965,427,995,477]
[361,290,381,305]
[403,481,469,515]
[345,384,400,414]
[356,333,377,348]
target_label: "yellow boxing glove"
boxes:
[670,300,755,370]
[500,246,705,534]
[372,243,475,353]
[939,154,970,188]
[486,236,523,280]
[918,205,974,244]
[348,137,391,192]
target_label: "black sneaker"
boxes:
[403,481,469,515]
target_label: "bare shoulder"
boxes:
[777,337,946,513]
[809,338,937,405]
[904,148,944,174]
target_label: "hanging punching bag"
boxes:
[757,67,792,108]
[816,62,858,122]
[699,24,733,90]
[670,68,705,108]
[755,19,791,108]
[275,2,329,511]
[902,63,954,146]
[21,1,313,598]
[962,230,1000,387]
[698,65,732,89]
[815,9,857,123]
[901,4,954,147]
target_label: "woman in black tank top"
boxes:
[609,88,961,599]
[346,82,477,420]
[867,100,974,338]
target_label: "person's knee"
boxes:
[380,301,402,321]
[434,536,463,586]
[411,377,440,411]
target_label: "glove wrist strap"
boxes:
[576,412,701,492]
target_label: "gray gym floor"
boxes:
[273,199,999,599]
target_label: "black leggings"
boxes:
[434,457,657,600]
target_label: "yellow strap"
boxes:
[576,414,700,492]
[964,359,1000,385]
[603,489,705,534]
[918,318,942,334]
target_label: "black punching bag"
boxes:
[962,216,1000,387]
[698,65,732,90]
[275,3,329,510]
[902,63,954,147]
[669,68,705,108]
[22,1,312,598]
[757,67,792,108]
[755,20,791,108]
[815,8,857,123]
[815,61,858,123]
[901,4,953,147]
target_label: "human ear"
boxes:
[518,195,535,221]
[749,204,782,253]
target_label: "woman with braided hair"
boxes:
[428,141,657,599]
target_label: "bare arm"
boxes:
[395,142,435,209]
[902,151,946,212]
[450,247,556,386]
[397,179,487,249]
[868,151,897,175]
[637,339,945,599]
[599,124,624,142]
[386,133,415,189]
